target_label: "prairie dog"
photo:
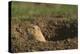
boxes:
[27,24,46,42]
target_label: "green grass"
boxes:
[11,1,77,18]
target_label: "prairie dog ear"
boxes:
[36,26,41,30]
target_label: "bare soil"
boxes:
[10,16,78,53]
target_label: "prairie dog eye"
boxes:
[32,27,35,29]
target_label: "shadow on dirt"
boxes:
[47,19,78,41]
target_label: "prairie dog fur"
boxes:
[27,24,46,42]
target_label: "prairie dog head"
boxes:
[27,24,41,35]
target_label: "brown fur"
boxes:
[27,24,46,42]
